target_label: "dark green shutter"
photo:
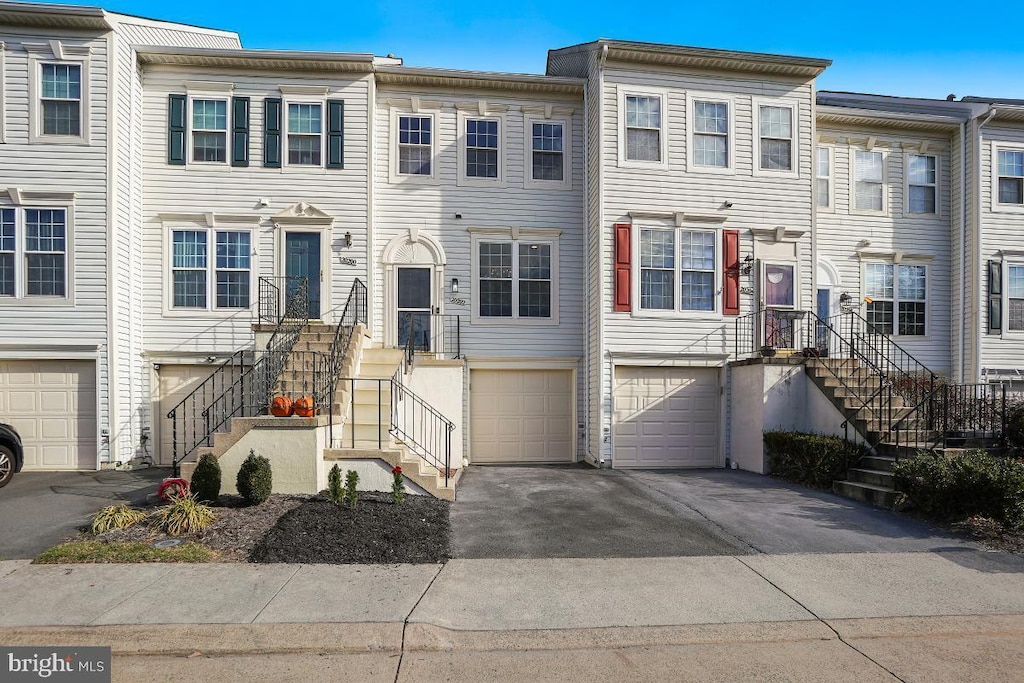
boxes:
[989,260,1002,334]
[264,97,282,168]
[231,96,250,167]
[326,99,345,169]
[167,94,187,165]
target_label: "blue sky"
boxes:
[81,0,1024,99]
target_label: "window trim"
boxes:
[164,226,256,317]
[188,95,230,165]
[469,230,560,325]
[991,141,1024,214]
[816,145,834,213]
[862,260,929,339]
[904,151,940,217]
[523,114,572,190]
[631,222,723,320]
[457,111,507,187]
[284,99,326,168]
[389,108,439,184]
[28,47,90,145]
[1000,258,1024,337]
[752,98,799,178]
[685,92,734,175]
[0,203,74,306]
[617,86,669,170]
[850,147,888,216]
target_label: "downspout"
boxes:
[974,106,997,383]
[580,60,590,465]
[958,118,966,382]
[596,43,609,466]
[104,27,118,467]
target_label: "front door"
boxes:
[285,232,321,318]
[816,287,831,353]
[397,267,432,350]
[762,263,797,349]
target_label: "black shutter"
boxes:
[989,260,1002,334]
[167,94,187,165]
[327,99,345,169]
[264,97,282,168]
[231,96,250,167]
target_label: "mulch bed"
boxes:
[90,492,450,564]
[250,492,450,564]
[950,516,1024,554]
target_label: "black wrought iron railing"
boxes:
[258,276,307,326]
[399,313,462,368]
[167,278,310,475]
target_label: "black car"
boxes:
[0,423,23,487]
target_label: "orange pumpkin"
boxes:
[270,396,294,417]
[293,396,316,417]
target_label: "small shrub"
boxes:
[344,469,359,510]
[236,449,272,505]
[894,450,1024,529]
[190,453,222,503]
[1005,403,1024,452]
[155,494,216,536]
[763,431,867,490]
[327,463,345,505]
[91,504,148,535]
[391,465,406,505]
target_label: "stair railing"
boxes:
[323,279,367,445]
[391,368,456,487]
[166,278,309,475]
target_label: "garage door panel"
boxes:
[470,369,574,464]
[613,366,721,469]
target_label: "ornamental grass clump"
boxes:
[190,453,222,503]
[155,493,216,536]
[344,469,359,510]
[327,463,345,505]
[391,465,406,504]
[90,504,148,535]
[237,449,272,506]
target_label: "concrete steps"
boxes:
[832,480,897,509]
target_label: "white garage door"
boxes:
[613,366,721,468]
[0,360,96,470]
[158,364,219,466]
[470,369,574,463]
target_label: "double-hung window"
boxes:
[639,228,717,313]
[865,263,926,336]
[758,105,794,172]
[1009,265,1024,332]
[171,229,251,311]
[0,207,69,300]
[907,154,937,214]
[192,99,228,163]
[476,239,554,320]
[465,118,499,178]
[816,147,832,209]
[623,94,664,163]
[997,149,1024,206]
[397,115,432,176]
[40,63,81,137]
[854,150,885,212]
[287,103,322,166]
[531,122,564,181]
[692,100,729,169]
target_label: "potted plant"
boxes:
[759,345,777,358]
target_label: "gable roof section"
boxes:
[548,39,831,79]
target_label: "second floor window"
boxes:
[398,115,432,175]
[625,95,662,162]
[466,119,499,178]
[41,63,81,137]
[908,154,937,214]
[998,150,1024,205]
[816,147,831,208]
[531,122,564,181]
[854,150,885,212]
[693,101,728,168]
[759,106,793,171]
[192,99,228,163]
[287,103,322,166]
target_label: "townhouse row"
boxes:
[0,0,1021,475]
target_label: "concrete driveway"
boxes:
[451,466,977,559]
[0,468,166,559]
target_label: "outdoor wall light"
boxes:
[740,254,754,276]
[839,292,852,304]
[343,231,353,248]
[451,278,459,293]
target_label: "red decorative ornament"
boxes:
[158,478,190,502]
[270,396,294,417]
[392,465,402,475]
[293,396,316,417]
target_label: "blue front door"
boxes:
[816,288,831,353]
[285,232,321,318]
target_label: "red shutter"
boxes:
[613,223,632,312]
[722,229,740,316]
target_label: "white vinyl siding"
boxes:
[854,149,886,213]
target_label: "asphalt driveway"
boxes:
[451,466,977,559]
[0,468,166,559]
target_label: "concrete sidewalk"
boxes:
[2,550,1023,681]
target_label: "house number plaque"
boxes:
[339,257,357,266]
[449,297,467,306]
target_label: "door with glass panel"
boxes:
[397,267,432,351]
[762,263,797,349]
[284,232,321,319]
